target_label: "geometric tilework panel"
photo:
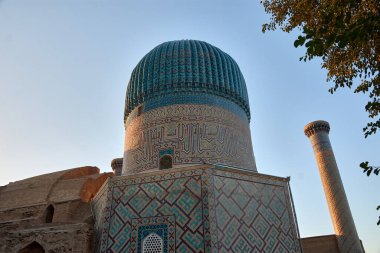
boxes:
[210,171,302,253]
[96,169,211,253]
[92,182,109,253]
[93,167,302,253]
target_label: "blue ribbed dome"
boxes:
[125,40,250,121]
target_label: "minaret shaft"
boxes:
[305,120,363,253]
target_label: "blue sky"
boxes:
[0,0,379,252]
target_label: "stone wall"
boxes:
[0,204,44,224]
[301,235,340,253]
[0,166,112,253]
[0,223,94,253]
[0,167,110,223]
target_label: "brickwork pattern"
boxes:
[123,104,256,175]
[301,235,340,253]
[141,93,249,122]
[305,121,363,253]
[0,167,106,253]
[0,223,94,253]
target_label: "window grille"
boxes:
[142,233,163,253]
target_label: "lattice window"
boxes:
[142,233,163,253]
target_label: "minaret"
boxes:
[304,120,363,253]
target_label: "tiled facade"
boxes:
[94,166,211,253]
[141,93,249,122]
[92,166,302,253]
[123,104,256,175]
[210,169,301,253]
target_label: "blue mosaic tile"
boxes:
[97,173,209,253]
[142,93,248,122]
[159,149,174,157]
[124,40,251,122]
[93,168,303,253]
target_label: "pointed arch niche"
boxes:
[18,241,45,253]
[44,204,54,223]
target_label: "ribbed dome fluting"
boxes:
[124,40,250,121]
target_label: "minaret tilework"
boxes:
[304,120,363,253]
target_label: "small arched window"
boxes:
[18,241,45,253]
[44,204,54,223]
[159,155,173,170]
[142,233,163,253]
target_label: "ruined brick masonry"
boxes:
[0,167,112,253]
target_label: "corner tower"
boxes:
[123,40,257,175]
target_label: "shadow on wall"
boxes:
[18,241,45,253]
[43,204,54,223]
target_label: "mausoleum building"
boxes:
[0,40,363,253]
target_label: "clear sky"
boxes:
[0,0,378,252]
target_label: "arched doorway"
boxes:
[18,241,45,253]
